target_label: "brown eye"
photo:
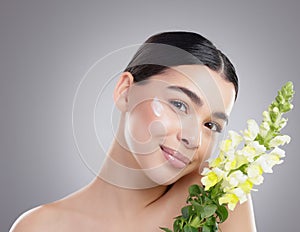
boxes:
[169,100,188,113]
[204,122,222,133]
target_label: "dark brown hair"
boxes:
[124,31,239,99]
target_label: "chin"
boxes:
[142,164,189,186]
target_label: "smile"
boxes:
[160,145,191,169]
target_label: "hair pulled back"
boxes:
[124,31,238,99]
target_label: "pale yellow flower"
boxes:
[227,170,248,188]
[232,188,247,204]
[238,179,253,194]
[209,155,224,168]
[219,140,234,156]
[201,167,225,190]
[235,150,249,167]
[224,158,237,171]
[219,193,239,211]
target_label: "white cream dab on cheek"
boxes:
[199,130,202,147]
[151,97,163,117]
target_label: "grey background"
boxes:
[1,0,299,231]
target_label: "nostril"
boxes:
[181,138,189,145]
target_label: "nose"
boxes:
[177,127,201,149]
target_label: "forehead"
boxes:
[143,65,236,114]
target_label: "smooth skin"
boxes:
[10,65,257,232]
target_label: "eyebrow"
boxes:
[167,85,203,106]
[167,85,229,124]
[213,112,229,125]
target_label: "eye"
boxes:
[204,121,222,133]
[169,100,188,113]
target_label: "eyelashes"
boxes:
[168,99,224,133]
[204,121,223,133]
[169,99,188,114]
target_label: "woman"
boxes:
[10,31,256,231]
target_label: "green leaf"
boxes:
[188,184,201,196]
[210,186,219,199]
[159,227,173,232]
[203,196,213,205]
[205,216,217,226]
[216,205,228,223]
[183,225,198,232]
[173,218,181,232]
[190,200,204,215]
[190,215,202,228]
[201,204,217,218]
[202,225,212,232]
[181,205,193,220]
[186,196,193,204]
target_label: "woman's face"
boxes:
[121,65,235,185]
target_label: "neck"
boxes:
[93,138,169,212]
[90,176,168,212]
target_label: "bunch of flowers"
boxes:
[161,81,294,232]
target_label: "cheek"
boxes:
[125,101,181,155]
[190,130,218,164]
[127,104,157,143]
[201,131,221,160]
[124,109,156,155]
[127,101,181,143]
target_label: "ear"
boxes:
[113,71,134,112]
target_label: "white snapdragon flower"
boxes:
[240,141,266,162]
[228,130,243,148]
[247,163,264,185]
[259,121,270,137]
[272,106,279,113]
[201,167,226,190]
[219,187,247,211]
[262,111,271,123]
[227,170,248,188]
[255,152,284,173]
[278,118,288,129]
[270,146,286,158]
[269,135,291,147]
[232,187,248,203]
[224,159,237,171]
[219,140,235,158]
[243,119,259,143]
[219,193,239,211]
[208,155,224,168]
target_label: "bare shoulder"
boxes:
[170,170,202,196]
[158,171,201,209]
[10,187,93,232]
[220,195,257,232]
[9,203,62,232]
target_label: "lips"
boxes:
[160,145,191,169]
